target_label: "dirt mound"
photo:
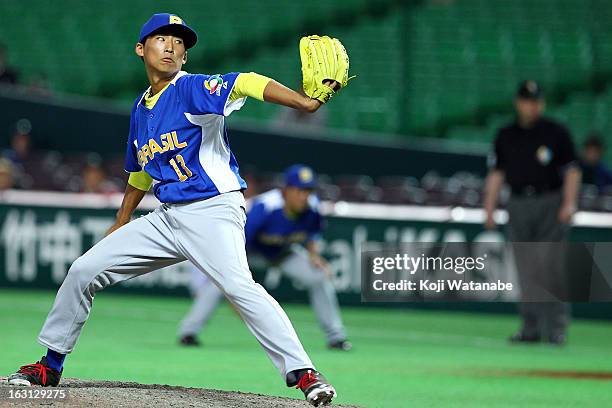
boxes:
[0,377,360,407]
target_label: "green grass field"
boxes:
[1,289,612,407]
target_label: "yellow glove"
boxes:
[300,35,353,104]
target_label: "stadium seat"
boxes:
[3,0,612,142]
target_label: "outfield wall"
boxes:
[2,190,612,318]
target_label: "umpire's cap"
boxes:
[517,80,543,100]
[284,164,317,189]
[139,13,198,49]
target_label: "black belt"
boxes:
[511,185,561,197]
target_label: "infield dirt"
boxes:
[0,377,361,407]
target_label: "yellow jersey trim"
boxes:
[230,72,271,102]
[128,170,154,191]
[144,82,171,109]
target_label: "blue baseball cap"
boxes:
[139,13,198,49]
[284,164,317,189]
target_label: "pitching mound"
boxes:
[0,377,359,407]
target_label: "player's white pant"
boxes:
[179,247,347,344]
[37,192,314,379]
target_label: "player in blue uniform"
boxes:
[7,13,341,406]
[179,165,350,350]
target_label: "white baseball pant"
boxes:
[179,246,347,343]
[37,192,314,379]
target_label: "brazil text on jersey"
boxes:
[137,131,187,166]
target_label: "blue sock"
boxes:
[45,349,66,372]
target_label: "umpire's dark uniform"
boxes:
[492,82,578,344]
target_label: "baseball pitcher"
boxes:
[7,13,351,407]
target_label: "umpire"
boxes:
[483,80,581,345]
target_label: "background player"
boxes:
[179,164,351,351]
[7,13,350,406]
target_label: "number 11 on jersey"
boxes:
[170,154,193,182]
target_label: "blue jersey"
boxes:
[124,71,247,203]
[245,189,323,260]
